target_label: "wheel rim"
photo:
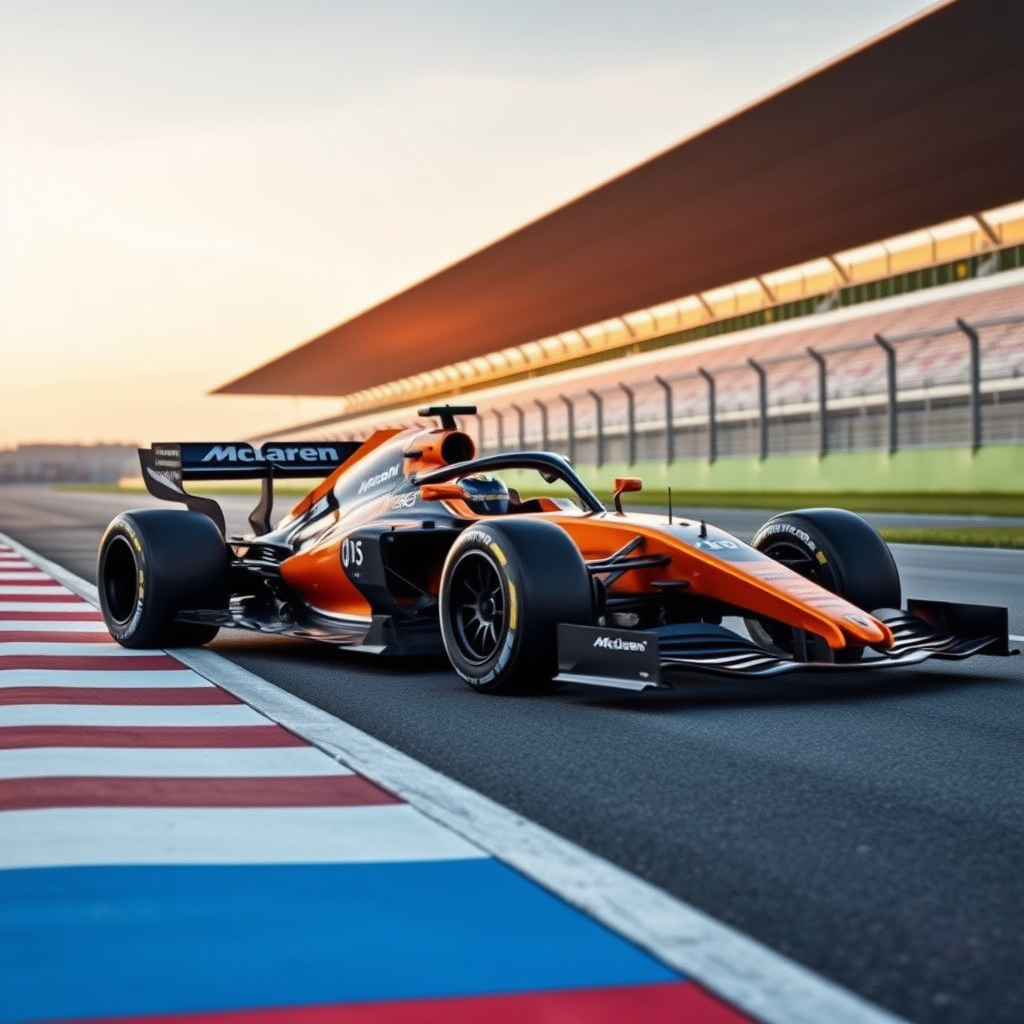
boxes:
[449,550,506,665]
[102,535,140,625]
[753,537,830,652]
[758,538,829,585]
[752,535,868,660]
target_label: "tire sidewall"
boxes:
[440,535,520,689]
[748,507,901,660]
[751,508,901,613]
[439,519,592,693]
[97,509,227,648]
[98,514,157,645]
[750,515,842,592]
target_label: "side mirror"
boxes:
[612,476,642,515]
[419,483,465,502]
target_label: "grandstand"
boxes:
[258,211,1024,467]
[259,204,1024,430]
[214,0,1024,489]
[464,270,1024,464]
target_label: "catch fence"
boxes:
[471,313,1024,464]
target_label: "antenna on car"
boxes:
[418,405,478,430]
[668,486,673,525]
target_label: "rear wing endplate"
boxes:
[138,441,361,536]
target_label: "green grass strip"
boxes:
[878,527,1024,549]
[607,490,1024,517]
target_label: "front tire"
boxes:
[746,507,901,662]
[439,519,592,693]
[97,509,228,648]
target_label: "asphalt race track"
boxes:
[1,484,1021,1024]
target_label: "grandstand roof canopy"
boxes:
[217,0,1024,399]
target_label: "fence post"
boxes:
[956,317,982,451]
[655,375,674,465]
[873,334,898,454]
[534,399,549,451]
[748,358,768,460]
[511,404,526,450]
[559,394,576,464]
[491,409,504,453]
[588,389,604,468]
[698,368,717,463]
[807,347,828,457]
[619,383,636,465]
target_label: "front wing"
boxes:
[555,600,1016,692]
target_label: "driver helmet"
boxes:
[460,474,510,515]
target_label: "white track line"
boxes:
[0,745,354,778]
[0,529,906,1024]
[0,602,98,612]
[0,703,268,727]
[0,620,109,633]
[0,805,487,869]
[0,585,73,596]
[0,669,211,688]
[0,642,167,657]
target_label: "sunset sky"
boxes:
[0,0,930,448]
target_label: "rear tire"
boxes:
[439,519,592,693]
[97,509,228,648]
[746,507,901,662]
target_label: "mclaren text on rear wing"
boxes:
[138,440,362,535]
[142,442,361,482]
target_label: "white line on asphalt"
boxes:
[0,529,908,1024]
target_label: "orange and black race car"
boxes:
[97,406,1015,693]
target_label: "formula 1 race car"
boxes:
[97,406,1015,693]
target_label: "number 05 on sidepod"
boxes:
[97,406,1016,693]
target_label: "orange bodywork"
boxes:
[280,536,373,620]
[544,512,893,651]
[402,430,476,476]
[286,429,403,521]
[410,496,894,652]
[273,419,894,649]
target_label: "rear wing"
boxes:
[139,441,362,536]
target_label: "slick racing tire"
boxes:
[439,518,592,694]
[746,507,901,663]
[97,509,228,648]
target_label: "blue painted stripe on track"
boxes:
[0,861,681,1023]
